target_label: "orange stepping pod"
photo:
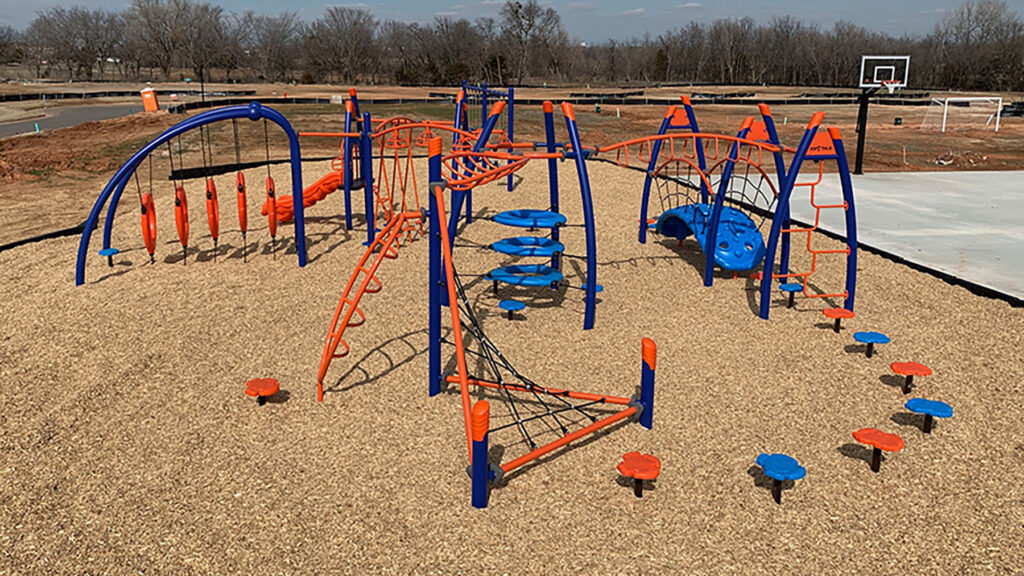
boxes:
[245,377,280,406]
[617,451,661,498]
[852,428,904,473]
[822,307,855,333]
[891,362,932,394]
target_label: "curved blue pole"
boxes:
[362,111,375,246]
[758,106,792,277]
[702,123,751,287]
[543,102,560,271]
[76,102,305,286]
[832,133,858,311]
[638,110,675,244]
[758,122,821,319]
[563,104,597,330]
[342,103,354,230]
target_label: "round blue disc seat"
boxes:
[494,209,566,229]
[491,236,564,257]
[486,264,564,292]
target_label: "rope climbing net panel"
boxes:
[432,185,639,477]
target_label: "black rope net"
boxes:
[440,263,621,454]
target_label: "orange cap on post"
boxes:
[427,136,443,157]
[543,101,553,113]
[807,111,826,129]
[489,100,506,117]
[664,105,678,119]
[642,338,657,371]
[348,87,357,98]
[827,126,842,140]
[680,95,692,106]
[561,102,576,121]
[758,103,772,116]
[471,400,490,442]
[345,100,354,114]
[740,116,754,130]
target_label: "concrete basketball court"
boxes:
[788,170,1024,301]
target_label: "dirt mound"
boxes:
[0,112,177,182]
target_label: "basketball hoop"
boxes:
[881,80,899,95]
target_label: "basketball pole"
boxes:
[853,86,880,175]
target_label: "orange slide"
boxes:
[261,170,343,223]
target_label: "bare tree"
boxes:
[251,12,301,82]
[305,6,378,83]
[500,0,563,85]
[0,25,17,64]
[128,0,190,79]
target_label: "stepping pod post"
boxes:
[854,331,890,358]
[904,398,953,434]
[779,283,801,308]
[853,428,903,473]
[891,362,931,394]
[245,377,280,406]
[823,307,855,333]
[755,453,805,504]
[617,452,661,498]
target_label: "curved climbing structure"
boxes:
[316,211,424,401]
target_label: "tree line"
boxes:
[0,0,1022,91]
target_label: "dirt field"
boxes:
[1,83,1023,573]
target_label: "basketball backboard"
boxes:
[859,55,910,89]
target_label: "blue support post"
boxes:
[361,111,375,246]
[471,400,490,509]
[76,102,305,286]
[562,103,598,330]
[832,131,858,311]
[428,140,444,397]
[342,102,354,230]
[639,338,656,429]
[758,106,792,277]
[506,86,515,192]
[702,120,752,288]
[543,101,560,271]
[637,109,675,244]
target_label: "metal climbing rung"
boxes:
[357,267,383,293]
[328,336,350,359]
[342,300,366,327]
[382,243,401,259]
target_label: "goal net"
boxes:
[920,97,1003,132]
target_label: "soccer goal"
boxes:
[920,97,1004,132]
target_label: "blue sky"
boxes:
[3,0,1023,42]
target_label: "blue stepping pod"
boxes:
[854,331,890,358]
[98,247,120,267]
[756,453,805,504]
[498,299,525,320]
[779,283,801,308]
[904,398,953,434]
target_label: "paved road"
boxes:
[0,104,138,138]
[788,170,1024,300]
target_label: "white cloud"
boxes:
[677,2,701,7]
[479,0,503,5]
[620,8,645,16]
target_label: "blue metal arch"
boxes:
[75,102,305,285]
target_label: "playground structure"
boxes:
[619,96,858,319]
[73,86,908,508]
